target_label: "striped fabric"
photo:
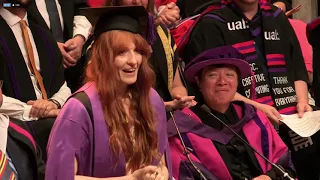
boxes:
[0,151,15,180]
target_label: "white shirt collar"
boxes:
[0,7,29,27]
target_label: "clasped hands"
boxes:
[128,165,168,180]
[57,35,85,68]
[27,99,60,119]
[156,2,180,27]
[165,95,197,111]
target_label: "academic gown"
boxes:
[7,118,45,180]
[27,0,90,92]
[45,82,173,179]
[150,25,181,103]
[0,17,65,103]
[167,102,296,180]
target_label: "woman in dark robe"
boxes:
[45,6,172,180]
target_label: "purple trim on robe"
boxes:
[46,82,172,179]
[261,11,274,17]
[203,14,225,23]
[268,68,287,72]
[274,8,283,17]
[0,37,21,98]
[36,27,54,89]
[246,54,258,61]
[167,105,255,145]
[169,103,290,179]
[251,27,262,37]
[253,115,270,159]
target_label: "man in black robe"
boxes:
[0,0,71,160]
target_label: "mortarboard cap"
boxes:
[80,6,156,44]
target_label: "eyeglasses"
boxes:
[0,80,3,88]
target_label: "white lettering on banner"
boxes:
[245,89,251,98]
[264,30,280,40]
[275,95,297,106]
[256,84,270,94]
[289,131,313,151]
[273,76,289,85]
[242,73,266,86]
[227,19,249,31]
[272,88,283,95]
[250,63,258,71]
[282,87,295,94]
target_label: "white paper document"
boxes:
[280,111,320,137]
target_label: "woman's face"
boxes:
[117,0,149,9]
[197,65,239,106]
[114,39,143,87]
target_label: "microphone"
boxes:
[169,111,209,180]
[200,105,295,180]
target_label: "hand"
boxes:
[64,35,85,62]
[165,95,196,111]
[144,166,168,180]
[285,5,302,17]
[27,99,58,118]
[296,102,312,118]
[57,42,77,68]
[45,109,60,118]
[256,103,282,124]
[129,166,157,180]
[253,175,272,180]
[156,3,180,26]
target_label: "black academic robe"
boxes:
[7,118,45,180]
[27,0,88,41]
[0,17,65,103]
[27,0,89,92]
[150,25,181,102]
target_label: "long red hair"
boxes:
[86,30,159,171]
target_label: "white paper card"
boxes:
[280,111,320,137]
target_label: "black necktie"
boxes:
[0,150,16,180]
[45,0,64,42]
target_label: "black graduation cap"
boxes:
[80,5,156,44]
[307,16,320,47]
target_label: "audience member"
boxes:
[0,0,71,161]
[0,79,45,180]
[27,0,92,92]
[46,6,172,179]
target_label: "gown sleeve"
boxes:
[45,98,91,180]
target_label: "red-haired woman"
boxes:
[45,6,171,180]
[84,0,195,113]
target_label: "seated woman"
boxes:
[45,6,171,180]
[168,46,296,180]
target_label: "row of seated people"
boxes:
[1,0,320,180]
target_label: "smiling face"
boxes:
[197,65,239,109]
[114,40,143,88]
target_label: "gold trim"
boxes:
[156,26,174,94]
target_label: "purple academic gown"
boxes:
[168,103,293,180]
[45,82,172,179]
